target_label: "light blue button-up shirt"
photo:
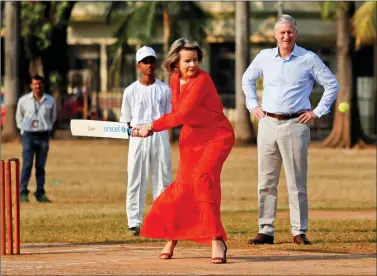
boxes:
[242,44,339,118]
[16,92,57,134]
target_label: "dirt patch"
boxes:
[1,243,376,275]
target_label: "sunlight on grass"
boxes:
[2,140,376,254]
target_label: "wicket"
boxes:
[0,158,21,255]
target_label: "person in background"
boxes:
[120,46,172,236]
[16,75,57,203]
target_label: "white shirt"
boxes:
[16,92,57,133]
[120,79,171,126]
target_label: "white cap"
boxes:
[136,46,157,62]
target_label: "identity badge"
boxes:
[31,120,39,129]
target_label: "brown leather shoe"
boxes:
[293,234,311,245]
[248,233,274,245]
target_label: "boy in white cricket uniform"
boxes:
[120,46,172,235]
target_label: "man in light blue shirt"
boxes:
[16,75,56,203]
[242,15,339,245]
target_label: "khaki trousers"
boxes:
[257,116,310,236]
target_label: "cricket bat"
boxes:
[70,119,131,139]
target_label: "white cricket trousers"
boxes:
[126,131,172,228]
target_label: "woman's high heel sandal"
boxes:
[159,240,178,260]
[211,237,228,264]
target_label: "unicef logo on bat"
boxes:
[104,124,132,135]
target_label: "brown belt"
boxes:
[264,111,302,120]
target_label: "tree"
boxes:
[353,1,377,137]
[1,1,76,140]
[234,2,256,145]
[2,2,21,140]
[105,2,210,142]
[105,2,210,85]
[353,1,376,48]
[21,1,76,94]
[320,1,376,148]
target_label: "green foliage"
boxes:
[105,1,211,86]
[319,1,376,48]
[318,1,338,21]
[106,4,136,87]
[353,1,376,48]
[20,1,73,59]
[49,71,62,91]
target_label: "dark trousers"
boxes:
[20,131,50,196]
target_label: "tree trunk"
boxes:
[234,1,256,145]
[2,1,21,141]
[323,2,375,148]
[373,37,377,136]
[50,1,76,96]
[42,54,51,95]
[29,57,44,77]
[163,8,176,142]
[277,1,284,16]
[163,8,170,84]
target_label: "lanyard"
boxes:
[34,98,41,116]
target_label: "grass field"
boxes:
[1,139,376,254]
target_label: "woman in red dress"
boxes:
[134,38,235,264]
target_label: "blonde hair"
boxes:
[162,38,203,73]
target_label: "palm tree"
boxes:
[320,1,376,148]
[353,1,377,136]
[235,1,256,145]
[105,2,210,85]
[2,1,21,141]
[353,1,376,48]
[105,2,210,142]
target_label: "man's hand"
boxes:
[251,106,265,120]
[298,111,318,124]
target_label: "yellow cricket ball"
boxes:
[338,102,349,113]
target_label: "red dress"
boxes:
[139,69,235,244]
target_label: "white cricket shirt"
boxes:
[120,79,171,126]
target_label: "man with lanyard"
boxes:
[16,75,57,203]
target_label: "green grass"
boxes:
[19,206,376,253]
[2,140,376,253]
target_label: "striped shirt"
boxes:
[16,92,57,134]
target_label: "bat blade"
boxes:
[70,119,130,139]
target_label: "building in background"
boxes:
[68,2,338,93]
[66,1,374,139]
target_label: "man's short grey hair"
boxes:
[162,38,203,73]
[274,14,297,33]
